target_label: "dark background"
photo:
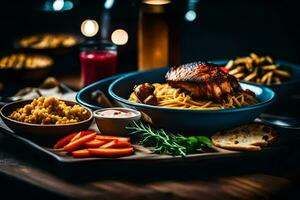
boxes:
[0,0,299,74]
[0,1,299,198]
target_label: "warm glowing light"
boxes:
[143,0,171,5]
[104,0,114,9]
[81,19,99,37]
[185,10,197,21]
[42,0,73,12]
[53,0,64,11]
[111,29,128,45]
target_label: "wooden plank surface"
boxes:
[0,119,288,164]
[1,131,299,200]
[1,88,300,199]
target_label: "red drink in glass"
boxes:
[80,41,117,87]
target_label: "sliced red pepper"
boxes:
[53,133,77,149]
[72,149,90,158]
[88,147,134,157]
[64,133,96,152]
[111,141,132,148]
[220,66,229,73]
[95,135,130,142]
[71,131,96,142]
[99,140,118,148]
[84,139,107,148]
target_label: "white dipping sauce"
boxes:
[96,109,137,118]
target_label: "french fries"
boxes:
[226,53,291,85]
[228,66,243,75]
[234,73,245,79]
[262,65,277,70]
[261,71,272,84]
[244,72,257,81]
[225,60,234,70]
[274,69,291,78]
[53,131,134,158]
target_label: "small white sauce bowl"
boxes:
[93,107,141,135]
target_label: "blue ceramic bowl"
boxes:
[76,74,128,110]
[108,68,276,134]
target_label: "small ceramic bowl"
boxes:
[0,99,93,138]
[93,107,141,135]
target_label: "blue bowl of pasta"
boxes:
[108,68,276,134]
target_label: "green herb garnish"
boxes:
[126,121,211,157]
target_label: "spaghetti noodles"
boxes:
[129,83,257,110]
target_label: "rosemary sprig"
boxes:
[126,121,211,157]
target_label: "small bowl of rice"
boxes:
[0,96,93,137]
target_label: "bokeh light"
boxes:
[53,0,64,11]
[185,10,197,22]
[111,29,128,45]
[143,0,171,5]
[81,19,99,37]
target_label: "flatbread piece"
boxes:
[212,123,278,151]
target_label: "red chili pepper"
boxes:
[220,66,229,73]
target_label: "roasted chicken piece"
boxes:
[165,62,243,102]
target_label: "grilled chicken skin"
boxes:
[165,62,243,102]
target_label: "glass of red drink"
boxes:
[80,40,117,87]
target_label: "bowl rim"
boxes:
[108,68,276,113]
[93,107,141,120]
[0,99,93,127]
[213,60,300,86]
[75,73,129,110]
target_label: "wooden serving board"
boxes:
[0,119,287,164]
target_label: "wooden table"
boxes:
[1,77,300,199]
[0,127,300,200]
